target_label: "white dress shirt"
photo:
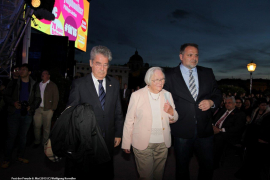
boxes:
[39,80,50,107]
[180,63,199,94]
[91,73,106,96]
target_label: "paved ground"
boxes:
[0,142,242,180]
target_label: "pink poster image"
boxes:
[61,0,84,28]
[31,0,90,52]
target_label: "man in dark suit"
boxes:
[67,46,124,179]
[120,83,131,116]
[212,96,246,168]
[164,43,222,180]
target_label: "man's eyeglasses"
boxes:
[13,69,19,72]
[236,101,242,104]
[152,78,165,83]
[94,62,109,69]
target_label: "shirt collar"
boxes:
[40,80,50,85]
[91,73,105,83]
[180,63,197,74]
[227,108,235,114]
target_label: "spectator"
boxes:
[246,99,269,125]
[1,64,41,168]
[243,98,253,118]
[33,70,59,148]
[212,97,246,169]
[236,98,270,179]
[235,97,244,111]
[11,65,20,80]
[120,83,131,116]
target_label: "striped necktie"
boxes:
[189,69,197,100]
[215,111,229,128]
[98,80,106,110]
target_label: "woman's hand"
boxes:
[123,149,131,154]
[164,100,174,116]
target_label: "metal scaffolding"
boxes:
[0,0,33,77]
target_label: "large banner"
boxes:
[31,0,90,52]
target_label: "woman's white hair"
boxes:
[144,67,165,85]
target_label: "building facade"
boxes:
[75,63,130,89]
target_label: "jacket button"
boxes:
[162,117,163,120]
[163,128,165,130]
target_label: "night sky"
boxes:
[75,0,270,80]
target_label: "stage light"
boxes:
[25,0,55,21]
[31,0,41,8]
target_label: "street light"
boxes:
[247,61,256,94]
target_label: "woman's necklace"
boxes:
[148,90,160,100]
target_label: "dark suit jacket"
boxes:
[213,108,246,144]
[67,74,124,156]
[164,65,222,138]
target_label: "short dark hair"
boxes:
[42,70,50,75]
[20,63,32,72]
[235,97,243,104]
[11,65,19,72]
[258,98,267,105]
[180,43,199,54]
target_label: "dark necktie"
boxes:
[98,80,106,110]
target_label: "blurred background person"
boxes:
[243,98,253,119]
[33,70,59,148]
[235,97,244,111]
[236,98,270,180]
[1,64,41,168]
[120,83,131,116]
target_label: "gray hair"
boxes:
[225,96,236,103]
[90,45,112,61]
[144,67,165,85]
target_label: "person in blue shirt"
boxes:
[1,64,41,168]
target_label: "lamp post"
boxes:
[247,61,256,95]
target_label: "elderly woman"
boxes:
[122,67,178,180]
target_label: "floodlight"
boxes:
[31,0,41,8]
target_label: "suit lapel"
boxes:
[104,76,113,112]
[86,74,102,109]
[222,109,236,126]
[142,86,153,120]
[214,108,227,124]
[160,90,165,117]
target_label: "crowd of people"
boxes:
[213,92,270,180]
[0,65,59,169]
[0,44,269,180]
